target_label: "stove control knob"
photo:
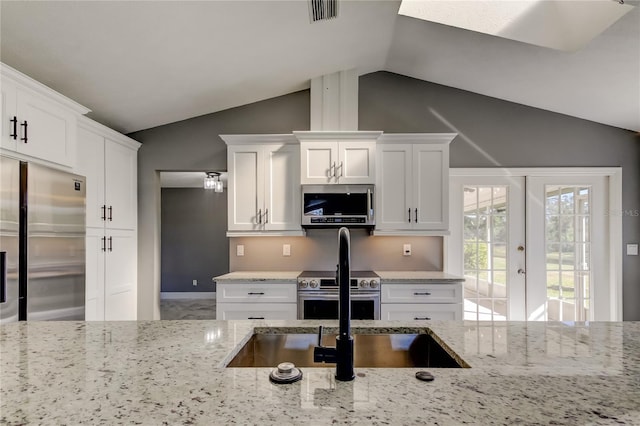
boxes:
[309,280,319,289]
[359,280,369,288]
[299,280,308,289]
[369,280,379,289]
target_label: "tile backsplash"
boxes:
[229,229,443,271]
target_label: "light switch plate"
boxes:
[283,244,291,256]
[627,244,638,256]
[236,244,244,256]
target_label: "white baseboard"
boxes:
[161,292,216,300]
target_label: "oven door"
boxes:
[297,291,380,320]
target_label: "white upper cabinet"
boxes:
[375,134,456,235]
[222,134,302,235]
[77,120,139,230]
[1,63,89,168]
[294,131,381,185]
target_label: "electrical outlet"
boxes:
[403,244,412,256]
[283,244,291,256]
[237,244,244,256]
[192,279,198,286]
[627,244,639,256]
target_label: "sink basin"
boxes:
[226,328,469,368]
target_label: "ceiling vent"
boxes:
[309,0,338,22]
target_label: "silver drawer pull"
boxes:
[413,292,431,296]
[248,316,265,320]
[414,317,431,320]
[247,292,265,295]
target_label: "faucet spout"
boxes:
[313,227,355,381]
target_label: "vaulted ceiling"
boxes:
[1,0,638,134]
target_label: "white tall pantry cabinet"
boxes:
[76,117,140,321]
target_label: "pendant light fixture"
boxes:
[204,172,224,192]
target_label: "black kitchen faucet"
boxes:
[313,227,355,381]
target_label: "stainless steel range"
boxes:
[297,270,380,320]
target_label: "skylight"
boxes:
[398,0,635,51]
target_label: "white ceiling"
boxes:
[1,0,638,134]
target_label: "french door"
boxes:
[449,169,619,321]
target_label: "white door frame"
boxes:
[447,167,623,321]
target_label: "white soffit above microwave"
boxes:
[398,0,635,51]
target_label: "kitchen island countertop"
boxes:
[1,319,638,425]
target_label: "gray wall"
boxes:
[359,72,640,320]
[130,71,640,320]
[161,188,228,292]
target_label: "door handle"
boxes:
[101,205,107,221]
[264,208,268,224]
[408,208,411,223]
[108,206,113,222]
[414,317,431,320]
[414,292,432,296]
[0,251,7,303]
[108,237,113,252]
[517,269,526,275]
[247,317,265,320]
[414,208,418,223]
[101,237,106,252]
[337,161,343,178]
[20,121,28,144]
[9,117,17,140]
[256,209,262,224]
[247,292,265,295]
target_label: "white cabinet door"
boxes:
[85,228,106,321]
[217,283,297,303]
[380,304,462,321]
[336,140,376,184]
[381,283,462,304]
[1,79,17,151]
[264,144,300,231]
[77,127,106,228]
[15,88,77,167]
[413,144,448,230]
[228,146,263,231]
[104,229,137,321]
[376,144,412,230]
[300,141,338,184]
[105,139,137,230]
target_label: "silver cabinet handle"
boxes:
[256,209,262,224]
[264,208,268,224]
[337,161,343,178]
[332,161,337,178]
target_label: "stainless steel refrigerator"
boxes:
[1,156,85,323]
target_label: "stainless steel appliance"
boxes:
[301,184,374,228]
[297,270,380,320]
[0,156,86,323]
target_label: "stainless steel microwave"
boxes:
[301,184,374,228]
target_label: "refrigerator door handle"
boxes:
[0,251,6,303]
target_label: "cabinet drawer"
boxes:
[381,283,462,304]
[216,303,297,320]
[381,303,462,321]
[217,283,297,303]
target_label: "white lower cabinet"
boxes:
[85,228,137,321]
[216,303,297,320]
[216,282,297,320]
[380,282,463,321]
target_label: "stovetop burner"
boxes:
[297,270,380,291]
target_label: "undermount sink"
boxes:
[226,328,469,368]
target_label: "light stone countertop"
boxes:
[375,270,465,282]
[1,320,639,425]
[213,271,302,282]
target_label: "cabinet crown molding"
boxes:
[377,133,458,144]
[1,62,90,115]
[220,134,299,145]
[78,116,141,151]
[293,130,382,140]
